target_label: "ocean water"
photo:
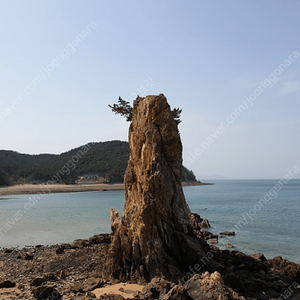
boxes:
[0,179,299,263]
[188,179,300,263]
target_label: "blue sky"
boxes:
[0,1,299,179]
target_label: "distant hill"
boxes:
[0,141,197,186]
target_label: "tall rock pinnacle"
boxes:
[110,94,208,282]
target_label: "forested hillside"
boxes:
[0,141,197,186]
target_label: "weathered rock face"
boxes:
[185,272,245,300]
[110,94,208,281]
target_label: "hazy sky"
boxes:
[0,1,299,180]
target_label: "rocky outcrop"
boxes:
[109,94,208,281]
[1,234,300,299]
[32,286,61,300]
[185,272,245,300]
[220,231,235,236]
[199,219,211,228]
[267,256,300,283]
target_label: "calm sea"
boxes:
[0,179,299,263]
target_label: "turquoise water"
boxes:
[0,180,299,263]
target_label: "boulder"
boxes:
[25,252,34,260]
[164,285,193,300]
[32,286,61,299]
[60,243,72,249]
[201,231,218,241]
[4,249,13,253]
[88,233,111,245]
[139,277,174,299]
[200,219,211,228]
[201,231,212,240]
[267,256,300,283]
[30,278,45,286]
[220,231,235,236]
[190,213,203,228]
[56,247,64,255]
[84,278,104,291]
[71,239,86,248]
[70,282,85,293]
[224,273,247,295]
[184,272,245,300]
[250,253,267,262]
[98,295,125,300]
[232,252,268,272]
[208,238,218,244]
[0,280,15,288]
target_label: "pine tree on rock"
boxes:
[109,94,208,282]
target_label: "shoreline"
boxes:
[0,183,125,196]
[1,233,299,300]
[0,182,213,196]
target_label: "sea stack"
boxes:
[109,94,208,282]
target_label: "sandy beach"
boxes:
[0,183,125,196]
[0,182,210,196]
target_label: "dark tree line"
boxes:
[0,141,129,185]
[0,141,198,186]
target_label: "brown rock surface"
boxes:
[184,272,245,300]
[250,253,267,262]
[220,231,235,236]
[0,226,300,299]
[267,256,300,283]
[199,219,211,228]
[109,94,208,281]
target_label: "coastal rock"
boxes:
[70,234,111,249]
[220,231,235,236]
[56,246,64,255]
[60,243,72,249]
[88,233,111,245]
[208,238,218,244]
[0,232,299,299]
[32,286,61,299]
[98,295,125,300]
[4,249,13,253]
[224,273,247,295]
[25,252,34,260]
[140,277,174,298]
[70,282,85,293]
[199,219,211,228]
[0,280,15,288]
[72,239,87,248]
[232,252,268,272]
[109,94,208,281]
[190,213,203,228]
[201,231,219,241]
[84,278,105,291]
[267,256,300,283]
[30,278,45,286]
[250,253,267,262]
[163,285,193,300]
[184,272,245,300]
